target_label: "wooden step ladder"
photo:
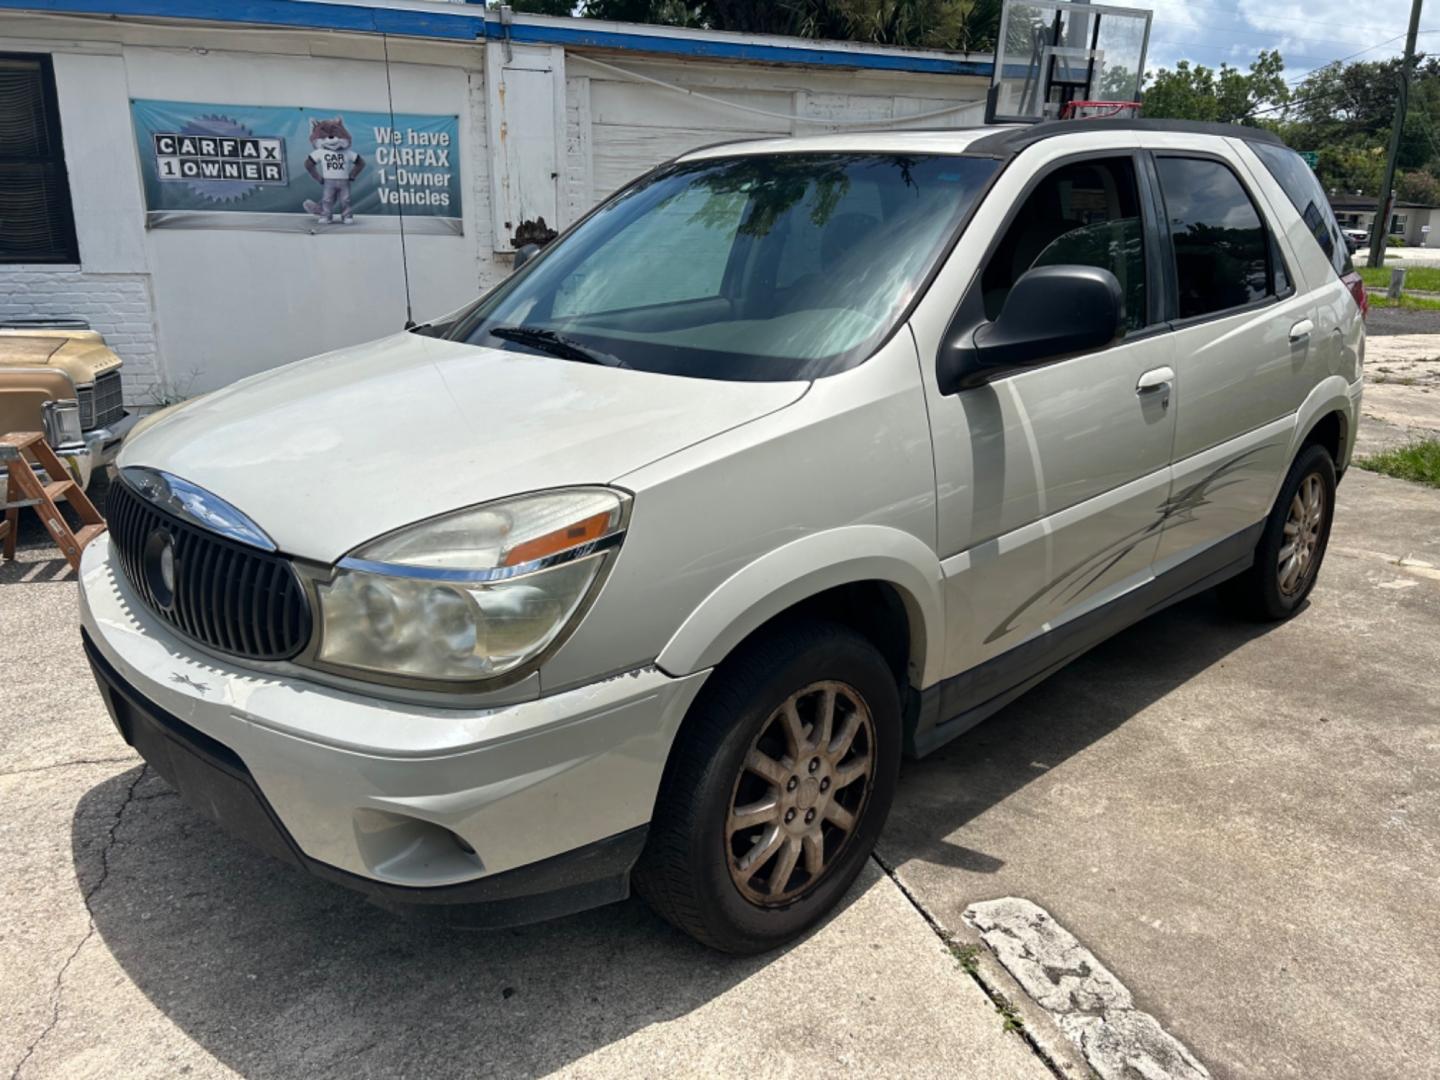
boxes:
[0,431,107,571]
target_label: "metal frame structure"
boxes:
[986,0,1153,125]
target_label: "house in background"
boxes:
[1328,195,1440,247]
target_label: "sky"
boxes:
[1130,0,1435,84]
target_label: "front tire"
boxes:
[635,620,901,954]
[1218,443,1336,621]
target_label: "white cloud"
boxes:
[1100,0,1426,82]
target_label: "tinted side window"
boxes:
[1250,141,1355,278]
[1156,157,1271,320]
[981,157,1147,332]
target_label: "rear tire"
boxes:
[1217,443,1336,621]
[634,620,901,954]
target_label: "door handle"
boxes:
[1289,319,1314,344]
[1136,366,1174,407]
[1136,367,1175,392]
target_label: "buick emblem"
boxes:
[143,527,177,609]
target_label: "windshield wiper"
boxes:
[488,325,626,368]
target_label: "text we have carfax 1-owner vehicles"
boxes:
[81,119,1364,953]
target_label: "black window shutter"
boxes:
[0,54,79,263]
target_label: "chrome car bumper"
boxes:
[2,412,139,495]
[59,412,138,487]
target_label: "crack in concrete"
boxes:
[8,765,147,1080]
[868,855,1073,1080]
[0,756,136,779]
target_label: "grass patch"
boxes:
[950,942,983,974]
[1356,439,1440,488]
[1366,292,1440,310]
[1360,265,1440,292]
[993,993,1026,1033]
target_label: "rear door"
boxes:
[1143,143,1316,572]
[1241,138,1366,464]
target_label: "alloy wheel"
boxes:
[725,680,876,906]
[1278,472,1326,596]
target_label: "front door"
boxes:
[915,147,1179,693]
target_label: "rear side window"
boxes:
[1250,141,1354,278]
[1155,156,1272,320]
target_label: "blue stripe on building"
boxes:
[0,0,994,76]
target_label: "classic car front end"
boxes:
[0,320,134,493]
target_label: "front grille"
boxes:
[107,479,312,661]
[78,370,124,430]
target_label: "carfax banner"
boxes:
[131,99,462,235]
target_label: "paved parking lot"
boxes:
[1,512,1050,1080]
[3,462,1438,1079]
[882,466,1440,1079]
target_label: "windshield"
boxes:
[440,152,999,381]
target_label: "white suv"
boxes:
[80,119,1364,953]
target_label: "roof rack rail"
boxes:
[967,117,1286,158]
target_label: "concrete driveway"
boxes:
[1,507,1049,1079]
[881,465,1440,1078]
[3,464,1438,1079]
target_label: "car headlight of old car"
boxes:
[313,488,629,683]
[41,398,83,447]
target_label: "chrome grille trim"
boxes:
[78,370,124,431]
[107,477,311,662]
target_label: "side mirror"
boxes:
[937,265,1123,393]
[512,243,541,271]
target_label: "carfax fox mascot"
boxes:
[303,116,366,224]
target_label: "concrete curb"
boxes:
[873,857,1097,1080]
[965,898,1211,1080]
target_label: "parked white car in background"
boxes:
[80,119,1364,953]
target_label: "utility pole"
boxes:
[1369,0,1426,267]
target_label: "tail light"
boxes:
[1341,271,1369,319]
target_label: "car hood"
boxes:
[119,332,806,561]
[0,328,122,383]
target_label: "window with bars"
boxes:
[0,54,78,264]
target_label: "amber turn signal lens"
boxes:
[502,510,614,567]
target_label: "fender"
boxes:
[655,524,946,689]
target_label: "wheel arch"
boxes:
[1285,377,1357,488]
[1299,408,1348,474]
[655,525,945,691]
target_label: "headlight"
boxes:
[42,399,83,447]
[313,488,628,684]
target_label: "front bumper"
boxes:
[79,532,709,922]
[52,413,137,486]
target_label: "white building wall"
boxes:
[0,269,162,402]
[122,42,483,394]
[570,55,987,202]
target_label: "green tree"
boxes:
[1397,168,1440,204]
[577,0,1002,53]
[1142,51,1287,125]
[1315,145,1385,196]
[1275,55,1440,197]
